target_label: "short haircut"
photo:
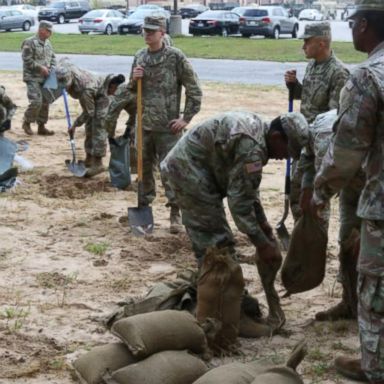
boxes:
[358,10,384,40]
[110,74,125,86]
[270,116,288,141]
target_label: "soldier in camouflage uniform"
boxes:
[21,21,56,136]
[130,15,202,234]
[161,111,309,328]
[284,22,349,222]
[312,2,384,381]
[0,85,17,137]
[56,59,125,176]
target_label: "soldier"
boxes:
[21,21,56,136]
[161,111,309,327]
[284,22,349,222]
[56,59,126,176]
[130,15,202,234]
[0,85,16,137]
[312,2,384,382]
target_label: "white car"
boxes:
[7,4,38,19]
[78,9,126,35]
[298,9,324,21]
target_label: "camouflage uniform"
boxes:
[129,39,202,207]
[0,85,17,134]
[21,26,56,125]
[314,40,384,381]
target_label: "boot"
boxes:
[84,153,93,167]
[315,299,355,321]
[86,156,105,177]
[170,206,183,234]
[22,121,33,135]
[37,123,54,136]
[334,357,368,382]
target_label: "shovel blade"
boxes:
[65,159,87,178]
[128,206,154,236]
[276,222,290,251]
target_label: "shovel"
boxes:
[62,89,87,178]
[276,84,294,251]
[127,78,154,236]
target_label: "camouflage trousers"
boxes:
[140,130,181,207]
[358,219,384,382]
[0,105,6,125]
[23,81,49,124]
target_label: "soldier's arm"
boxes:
[21,40,40,72]
[50,45,57,71]
[314,69,378,204]
[72,90,95,128]
[299,144,315,189]
[291,80,303,100]
[0,88,17,121]
[328,67,349,110]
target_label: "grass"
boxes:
[1,33,366,63]
[84,241,109,255]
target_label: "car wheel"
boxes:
[273,27,280,39]
[22,21,31,31]
[241,33,251,38]
[221,27,228,37]
[105,24,113,35]
[291,24,298,38]
[58,14,65,24]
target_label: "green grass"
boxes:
[1,33,366,63]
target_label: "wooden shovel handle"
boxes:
[137,78,143,182]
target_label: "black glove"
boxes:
[108,136,117,146]
[0,119,11,132]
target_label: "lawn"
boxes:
[0,33,366,63]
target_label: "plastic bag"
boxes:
[109,136,131,189]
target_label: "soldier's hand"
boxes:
[169,118,187,134]
[299,187,313,213]
[257,241,282,264]
[260,221,275,241]
[68,125,76,138]
[132,66,144,81]
[284,69,297,84]
[40,66,50,77]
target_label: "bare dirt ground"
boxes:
[0,72,362,384]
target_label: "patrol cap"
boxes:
[300,21,331,39]
[280,112,309,160]
[39,20,53,31]
[143,15,167,30]
[56,61,72,87]
[348,0,384,18]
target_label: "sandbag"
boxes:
[72,342,137,384]
[109,136,131,189]
[239,312,272,338]
[111,310,207,358]
[197,246,245,352]
[281,213,327,294]
[110,350,208,384]
[250,367,304,384]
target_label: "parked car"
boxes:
[298,8,324,21]
[38,0,90,24]
[78,9,125,34]
[231,6,253,16]
[179,4,208,19]
[341,4,356,20]
[189,10,239,37]
[118,8,170,34]
[239,6,299,39]
[8,4,38,19]
[0,8,35,31]
[208,2,239,11]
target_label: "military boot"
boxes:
[315,299,355,321]
[84,153,93,167]
[22,121,33,135]
[170,206,183,234]
[86,156,105,177]
[334,357,368,382]
[37,123,54,136]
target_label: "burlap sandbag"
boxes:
[250,367,304,384]
[282,213,327,294]
[73,342,137,384]
[110,350,208,384]
[197,246,245,352]
[111,310,207,358]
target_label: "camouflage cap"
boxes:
[280,112,309,160]
[55,59,73,88]
[300,21,331,39]
[39,20,53,31]
[349,0,384,18]
[143,15,167,30]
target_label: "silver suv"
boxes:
[239,6,299,39]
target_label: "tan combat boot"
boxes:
[170,206,183,234]
[84,153,93,167]
[334,357,368,382]
[86,156,105,177]
[37,123,54,136]
[22,121,33,135]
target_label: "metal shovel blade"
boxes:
[65,159,87,178]
[128,206,154,236]
[276,221,290,252]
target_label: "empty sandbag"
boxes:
[250,367,304,384]
[73,342,137,384]
[110,350,208,384]
[281,213,327,294]
[197,246,245,352]
[111,310,207,358]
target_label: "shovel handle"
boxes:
[137,78,143,182]
[62,89,74,140]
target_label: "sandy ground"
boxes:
[0,72,363,384]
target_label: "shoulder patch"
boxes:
[245,161,262,174]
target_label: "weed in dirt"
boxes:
[307,361,331,381]
[0,304,30,333]
[48,358,66,371]
[85,242,109,256]
[331,341,356,353]
[307,347,328,362]
[108,277,133,292]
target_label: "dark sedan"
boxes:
[0,9,35,31]
[179,4,208,19]
[189,10,239,37]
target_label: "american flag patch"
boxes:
[245,161,262,174]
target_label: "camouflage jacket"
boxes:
[21,35,56,83]
[0,85,17,125]
[291,51,349,123]
[162,111,271,246]
[314,42,384,220]
[129,45,202,132]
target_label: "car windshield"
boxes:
[128,10,155,18]
[50,2,66,8]
[84,10,104,17]
[195,10,223,19]
[243,9,268,16]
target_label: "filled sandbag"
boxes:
[110,350,208,384]
[73,342,137,384]
[250,366,304,384]
[197,246,245,352]
[281,213,327,294]
[239,312,273,338]
[111,310,207,358]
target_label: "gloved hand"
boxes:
[108,136,117,146]
[0,119,11,132]
[123,124,135,144]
